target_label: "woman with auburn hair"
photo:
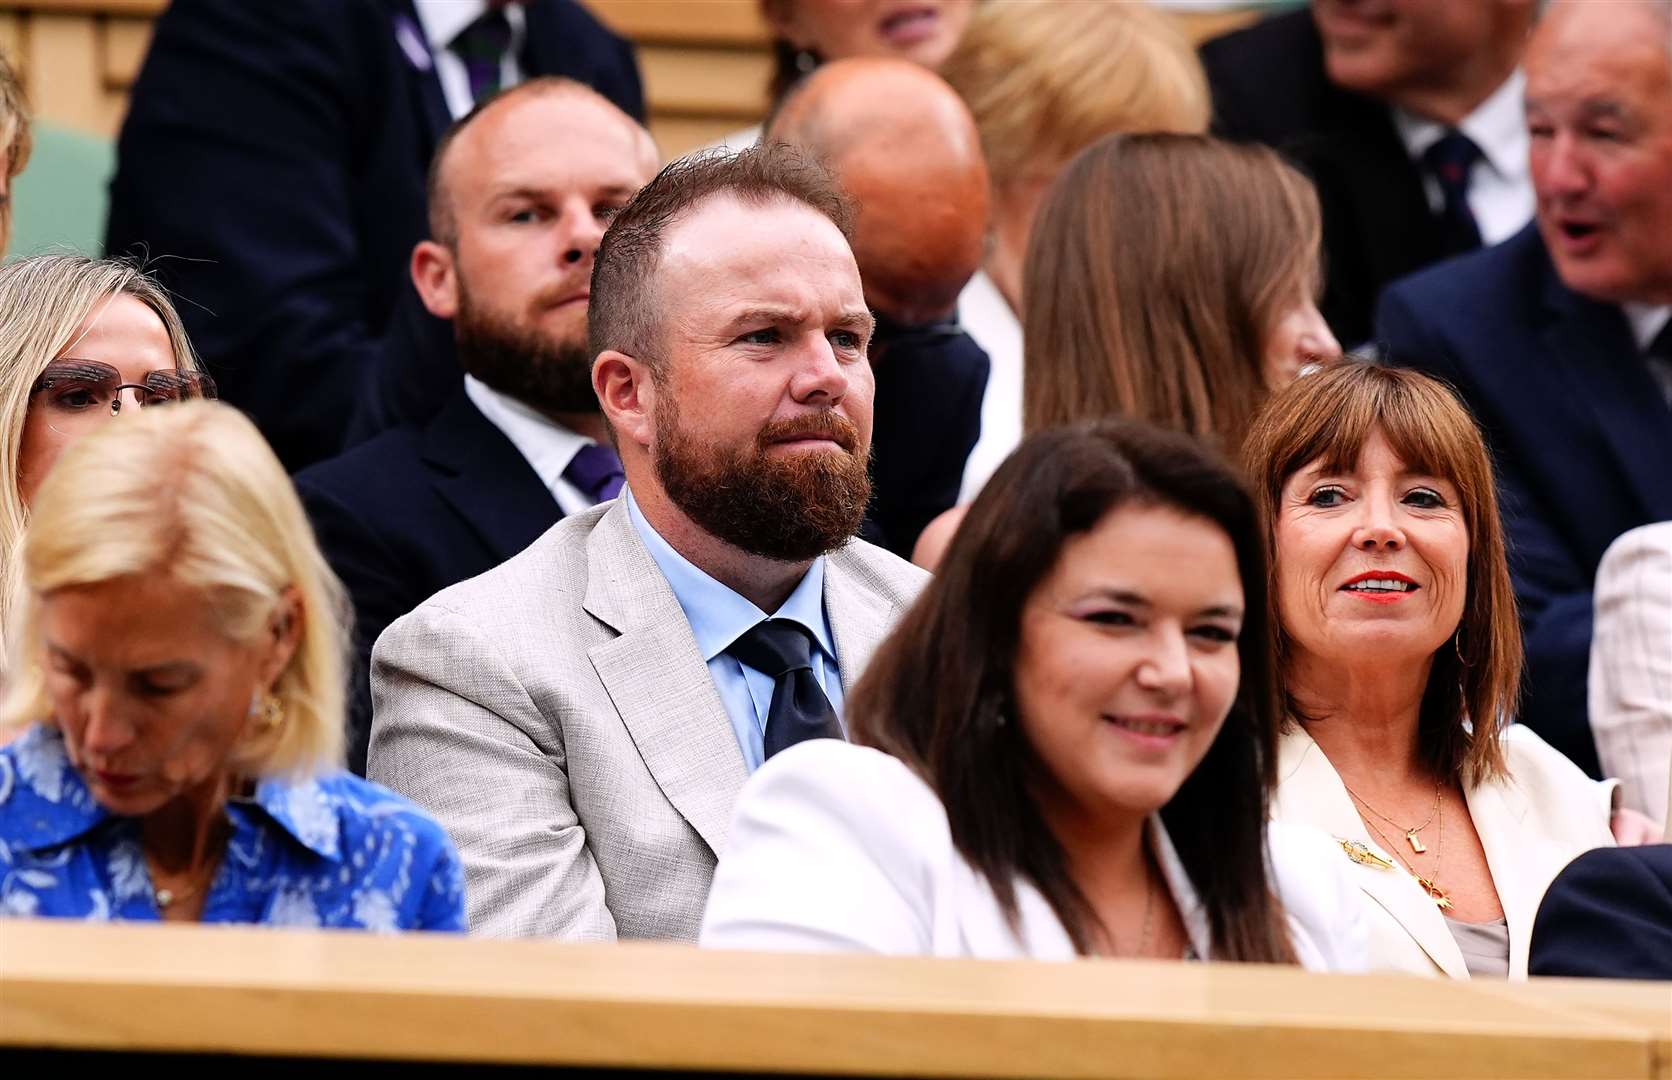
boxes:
[1242,359,1658,979]
[942,0,1215,503]
[0,255,212,660]
[916,133,1339,569]
[0,401,465,928]
[704,421,1364,966]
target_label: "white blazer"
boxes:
[1272,725,1616,979]
[701,740,1367,970]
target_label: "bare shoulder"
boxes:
[911,506,968,572]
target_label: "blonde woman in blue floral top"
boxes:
[0,401,464,929]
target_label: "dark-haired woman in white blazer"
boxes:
[703,422,1366,968]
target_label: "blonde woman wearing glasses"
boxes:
[0,254,213,663]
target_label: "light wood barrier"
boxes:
[0,1,1267,157]
[2,920,1669,1077]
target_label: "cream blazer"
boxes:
[701,740,1368,969]
[1273,725,1616,979]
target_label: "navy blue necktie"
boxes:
[1422,130,1484,255]
[563,443,624,503]
[725,619,842,759]
[452,8,513,104]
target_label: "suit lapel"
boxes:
[824,545,902,694]
[1539,268,1672,523]
[386,0,453,156]
[421,391,563,564]
[1276,730,1470,979]
[583,504,748,857]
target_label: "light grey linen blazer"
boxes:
[367,499,927,941]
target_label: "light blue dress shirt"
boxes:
[625,489,844,772]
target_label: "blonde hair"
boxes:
[1241,360,1520,787]
[940,0,1210,193]
[0,48,29,254]
[0,255,203,653]
[1024,133,1324,454]
[0,400,348,777]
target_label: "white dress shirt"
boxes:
[463,374,599,515]
[955,269,1025,502]
[411,0,528,119]
[1624,303,1672,353]
[1591,522,1672,825]
[1391,70,1534,247]
[702,740,1368,969]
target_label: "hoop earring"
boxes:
[1453,629,1470,668]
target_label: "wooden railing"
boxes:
[0,0,1264,157]
[2,920,1669,1076]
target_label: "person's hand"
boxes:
[1610,807,1664,846]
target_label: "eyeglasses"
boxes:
[30,359,217,421]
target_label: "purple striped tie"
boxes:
[452,8,512,104]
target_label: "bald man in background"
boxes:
[768,59,991,556]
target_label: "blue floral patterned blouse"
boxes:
[0,724,466,930]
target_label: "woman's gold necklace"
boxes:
[1360,801,1454,911]
[1341,778,1442,853]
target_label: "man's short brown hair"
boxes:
[588,142,854,375]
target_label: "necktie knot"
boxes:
[452,8,513,103]
[1422,129,1484,254]
[725,619,817,679]
[725,619,841,758]
[563,443,624,504]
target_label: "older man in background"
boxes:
[1377,0,1672,777]
[768,58,991,556]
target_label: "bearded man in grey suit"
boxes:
[367,143,928,940]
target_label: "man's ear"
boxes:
[411,240,460,319]
[593,349,656,451]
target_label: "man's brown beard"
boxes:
[653,394,872,562]
[454,280,598,415]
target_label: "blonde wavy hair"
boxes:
[0,254,203,657]
[940,0,1210,193]
[0,400,349,776]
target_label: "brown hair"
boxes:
[1240,359,1520,786]
[1023,133,1324,455]
[848,420,1298,963]
[589,142,853,373]
[940,0,1209,195]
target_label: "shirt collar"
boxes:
[8,724,341,861]
[1391,69,1529,184]
[464,374,593,496]
[623,488,835,663]
[1622,302,1672,353]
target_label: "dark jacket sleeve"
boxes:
[1377,286,1600,775]
[1531,845,1672,979]
[105,0,414,471]
[296,470,419,777]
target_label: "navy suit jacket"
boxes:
[294,389,562,773]
[106,0,643,471]
[1200,10,1458,347]
[867,328,989,557]
[1530,845,1672,980]
[1377,224,1672,777]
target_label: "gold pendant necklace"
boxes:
[1342,778,1443,853]
[1361,803,1453,911]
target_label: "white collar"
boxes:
[1391,69,1528,183]
[1623,303,1672,353]
[410,0,526,54]
[463,374,593,495]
